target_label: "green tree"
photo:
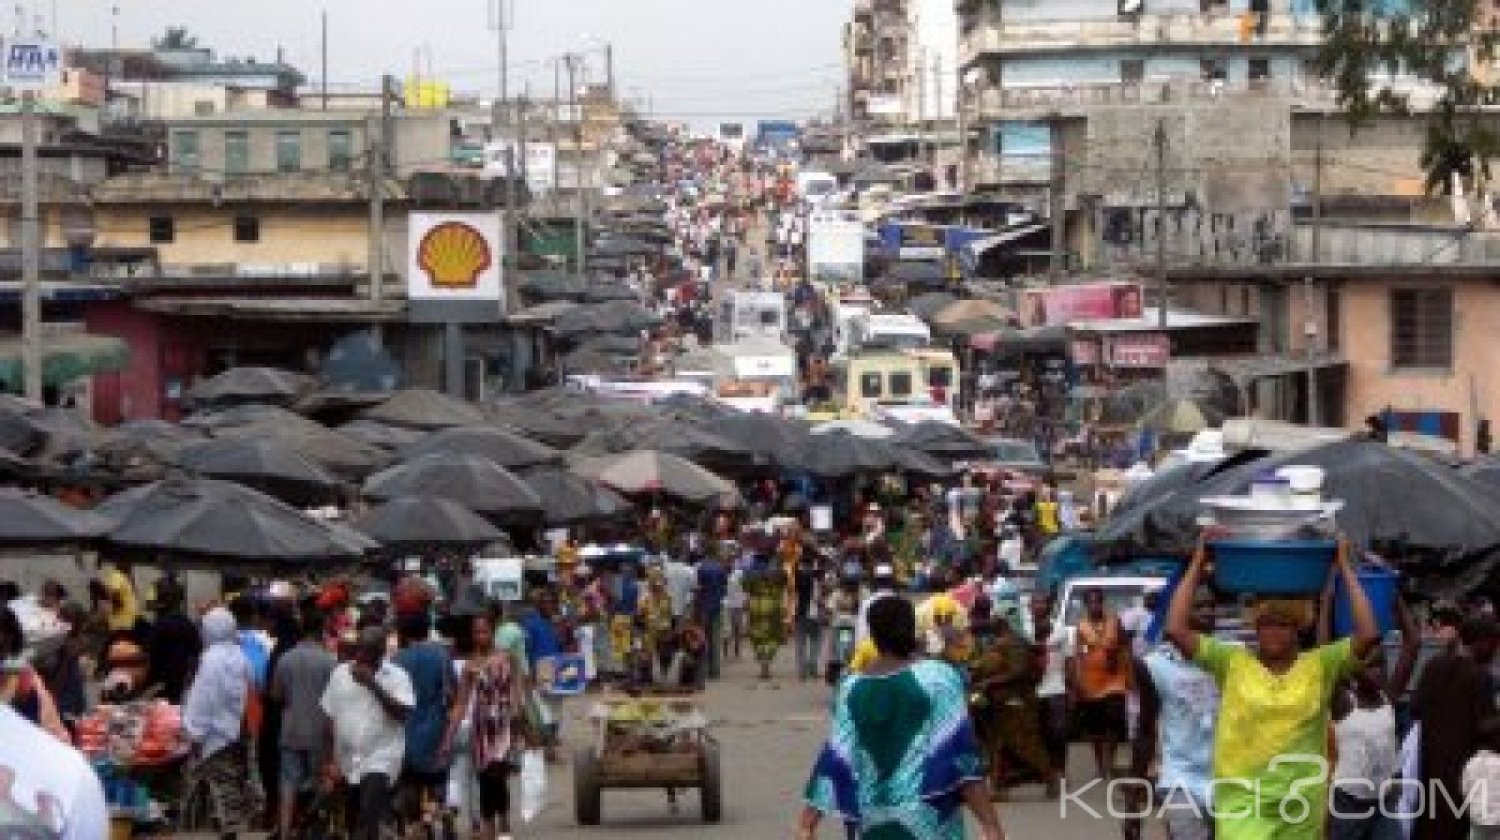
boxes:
[151,27,198,50]
[1317,0,1500,192]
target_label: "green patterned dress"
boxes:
[805,659,985,839]
[743,564,787,664]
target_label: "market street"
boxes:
[528,646,1129,839]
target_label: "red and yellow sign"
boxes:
[416,221,493,289]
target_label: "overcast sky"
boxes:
[47,0,852,126]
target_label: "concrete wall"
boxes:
[1340,277,1499,455]
[94,204,372,269]
[909,0,960,120]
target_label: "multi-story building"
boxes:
[845,0,911,126]
[70,44,305,120]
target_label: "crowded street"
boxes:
[3,2,1500,840]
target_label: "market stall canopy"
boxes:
[572,450,740,506]
[175,437,340,495]
[336,419,428,451]
[359,388,488,430]
[519,467,631,525]
[552,301,661,339]
[571,418,753,469]
[794,430,950,478]
[24,408,98,462]
[710,411,815,468]
[0,333,128,393]
[1137,398,1225,436]
[0,488,110,545]
[363,453,542,517]
[191,405,390,480]
[187,366,314,407]
[1097,440,1500,594]
[929,298,1013,331]
[583,282,641,303]
[318,331,401,394]
[1219,417,1354,452]
[101,477,372,563]
[401,426,560,470]
[353,496,506,547]
[518,271,588,302]
[811,419,896,440]
[93,420,206,476]
[906,292,959,322]
[894,421,993,460]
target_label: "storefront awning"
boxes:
[963,224,1050,260]
[1205,353,1348,385]
[0,332,129,390]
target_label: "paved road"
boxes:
[526,645,1145,839]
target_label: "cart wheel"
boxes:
[700,739,723,824]
[574,746,603,826]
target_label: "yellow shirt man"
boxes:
[100,565,138,631]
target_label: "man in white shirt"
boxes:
[663,555,698,621]
[321,627,414,840]
[0,704,108,840]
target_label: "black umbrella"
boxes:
[0,488,110,545]
[520,466,632,525]
[402,426,560,469]
[320,331,402,394]
[711,411,814,467]
[583,283,640,303]
[894,421,993,460]
[194,406,390,480]
[25,408,97,462]
[0,406,42,454]
[518,271,587,302]
[794,431,904,478]
[353,496,507,547]
[552,302,660,339]
[360,389,488,430]
[363,454,542,517]
[337,419,429,451]
[572,418,754,468]
[1097,440,1500,591]
[187,366,314,406]
[101,477,372,563]
[175,437,340,500]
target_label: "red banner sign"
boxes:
[1020,282,1144,327]
[1106,333,1171,368]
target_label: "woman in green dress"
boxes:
[1166,539,1380,840]
[799,596,1006,840]
[967,604,1056,799]
[743,552,788,680]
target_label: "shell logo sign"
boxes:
[417,221,493,289]
[407,213,504,308]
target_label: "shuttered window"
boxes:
[1390,288,1453,369]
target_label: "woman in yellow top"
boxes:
[1166,540,1380,840]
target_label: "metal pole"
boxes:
[20,90,41,403]
[567,54,586,276]
[1154,117,1168,330]
[320,9,328,110]
[1049,118,1065,280]
[368,75,390,306]
[1305,118,1324,424]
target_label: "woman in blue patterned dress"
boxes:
[798,597,1007,840]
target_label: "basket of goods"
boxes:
[1202,465,1342,595]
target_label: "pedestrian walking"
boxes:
[1412,615,1498,840]
[181,606,262,834]
[443,612,526,840]
[791,553,828,681]
[744,550,789,680]
[1071,588,1131,782]
[322,627,414,840]
[1166,539,1380,840]
[269,608,335,840]
[392,611,455,825]
[799,597,1006,840]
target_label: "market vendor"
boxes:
[1166,539,1380,840]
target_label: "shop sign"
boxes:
[1106,333,1171,368]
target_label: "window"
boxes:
[148,216,174,244]
[275,130,302,173]
[224,130,249,175]
[889,371,913,398]
[1201,59,1228,82]
[171,130,200,175]
[927,365,954,389]
[193,100,215,116]
[1121,59,1145,84]
[328,129,353,172]
[233,215,260,243]
[1390,288,1453,369]
[1249,58,1271,81]
[859,372,883,399]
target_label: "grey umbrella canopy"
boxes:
[572,418,753,468]
[193,406,389,480]
[794,431,951,478]
[337,419,429,451]
[894,421,994,460]
[696,410,812,468]
[402,426,560,469]
[573,450,740,506]
[363,453,542,517]
[0,488,110,545]
[360,389,488,430]
[520,467,632,525]
[102,477,371,563]
[175,437,340,498]
[354,496,506,547]
[187,366,314,406]
[552,301,660,339]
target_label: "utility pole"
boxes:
[931,54,942,174]
[915,50,926,164]
[1153,117,1168,330]
[368,75,392,308]
[1310,116,1323,264]
[20,89,40,403]
[1049,119,1066,281]
[605,42,614,100]
[1305,117,1324,424]
[320,9,328,110]
[566,53,587,276]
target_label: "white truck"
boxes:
[806,209,866,287]
[717,290,788,343]
[836,310,932,359]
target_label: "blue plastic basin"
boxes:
[1210,539,1337,595]
[1333,566,1400,637]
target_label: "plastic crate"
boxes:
[1333,566,1400,637]
[1210,539,1337,595]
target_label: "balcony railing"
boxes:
[963,77,1446,119]
[960,12,1323,65]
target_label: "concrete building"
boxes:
[845,0,911,126]
[70,44,304,121]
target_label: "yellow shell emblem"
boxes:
[417,221,492,288]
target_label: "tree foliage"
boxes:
[1317,0,1500,192]
[151,27,198,51]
